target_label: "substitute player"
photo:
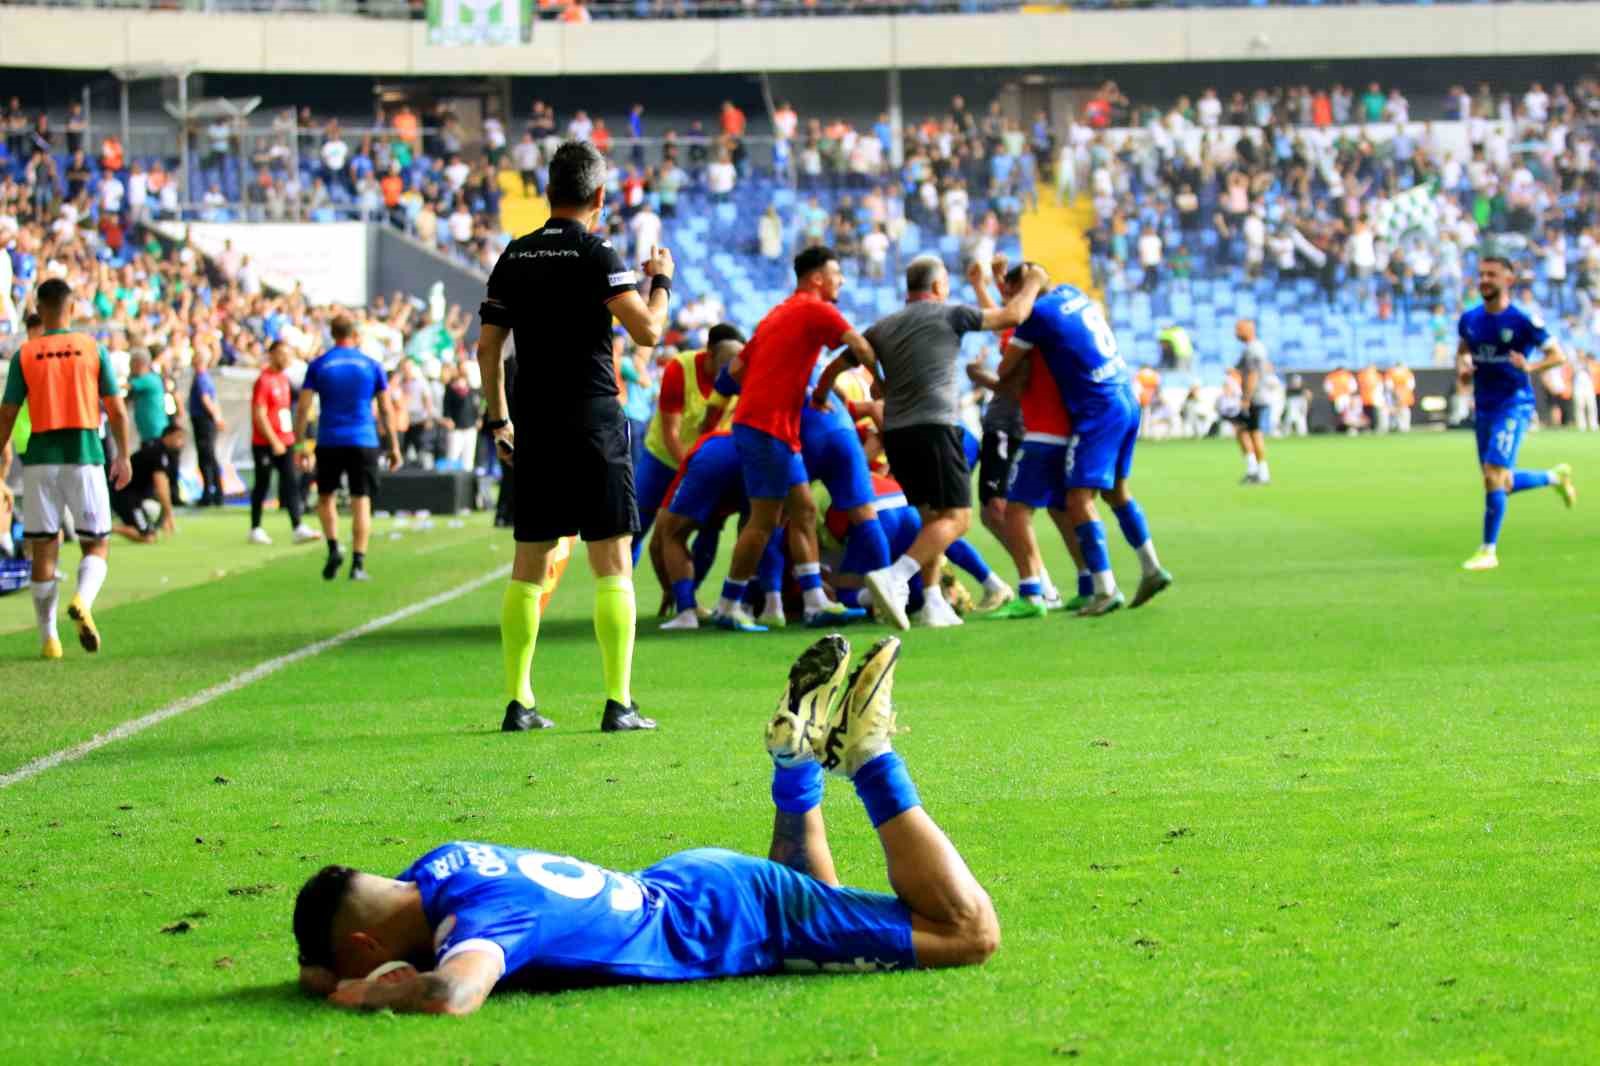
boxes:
[818,255,1044,630]
[293,634,998,1013]
[713,247,872,632]
[1456,256,1576,572]
[998,265,1172,616]
[0,278,133,658]
[293,315,400,582]
[250,340,320,546]
[477,140,668,733]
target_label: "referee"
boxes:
[477,140,670,734]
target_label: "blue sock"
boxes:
[1077,570,1093,598]
[758,537,786,593]
[1112,500,1151,549]
[794,567,823,592]
[945,537,990,583]
[1019,578,1042,599]
[852,751,922,828]
[692,526,721,585]
[849,517,892,572]
[631,538,645,566]
[720,578,747,604]
[907,574,925,614]
[838,586,863,608]
[1075,521,1111,574]
[1483,490,1507,547]
[1510,470,1552,494]
[672,578,697,613]
[771,761,825,814]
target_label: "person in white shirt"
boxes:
[447,204,473,246]
[1523,82,1550,124]
[483,115,506,159]
[706,151,737,201]
[1137,229,1162,291]
[320,132,349,190]
[758,205,783,260]
[942,181,969,238]
[773,102,798,142]
[126,163,150,222]
[100,172,125,214]
[567,110,594,143]
[860,223,890,280]
[443,155,470,192]
[1196,88,1222,130]
[1383,89,1409,125]
[238,255,261,297]
[1573,353,1598,431]
[1242,208,1267,279]
[628,204,661,263]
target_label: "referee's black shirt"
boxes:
[479,217,638,413]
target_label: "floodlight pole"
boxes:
[178,71,189,205]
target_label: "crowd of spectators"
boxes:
[1071,77,1600,354]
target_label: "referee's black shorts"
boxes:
[977,428,1019,507]
[315,445,381,498]
[513,398,640,543]
[882,423,972,511]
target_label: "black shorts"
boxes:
[977,428,1020,506]
[513,400,639,543]
[315,445,381,498]
[110,486,151,535]
[1241,405,1271,432]
[882,424,972,511]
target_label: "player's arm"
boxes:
[476,321,514,466]
[254,400,285,454]
[656,361,687,465]
[978,264,1046,332]
[609,248,675,346]
[103,395,133,492]
[996,339,1032,395]
[292,390,317,472]
[700,360,740,438]
[813,330,877,409]
[202,390,225,431]
[375,394,401,469]
[325,950,501,1017]
[1523,338,1566,375]
[152,469,176,535]
[0,404,18,460]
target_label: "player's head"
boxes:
[293,864,412,980]
[23,311,42,339]
[268,340,293,370]
[547,140,608,217]
[330,313,357,346]
[130,349,151,373]
[708,323,746,369]
[34,278,71,327]
[1234,318,1256,342]
[1478,256,1515,302]
[1001,261,1048,299]
[794,246,844,303]
[904,255,949,303]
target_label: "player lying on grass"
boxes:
[292,634,998,1014]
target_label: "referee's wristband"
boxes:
[649,274,672,297]
[485,417,509,431]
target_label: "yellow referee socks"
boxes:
[501,579,544,705]
[593,575,636,706]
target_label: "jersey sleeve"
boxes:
[1456,313,1470,343]
[949,304,985,335]
[301,360,320,395]
[1524,314,1553,351]
[97,348,119,397]
[432,908,537,983]
[1009,313,1039,350]
[372,360,389,398]
[3,352,26,404]
[812,302,852,350]
[480,253,516,329]
[658,360,687,414]
[596,240,639,303]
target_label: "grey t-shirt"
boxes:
[1237,340,1270,407]
[864,300,986,431]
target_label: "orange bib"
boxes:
[20,332,102,433]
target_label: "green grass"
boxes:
[2,430,1598,1064]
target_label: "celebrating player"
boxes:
[713,247,872,632]
[816,255,1044,630]
[1456,256,1577,572]
[292,635,998,1014]
[0,278,133,659]
[997,265,1172,616]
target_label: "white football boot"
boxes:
[765,634,852,769]
[818,636,901,778]
[861,567,911,631]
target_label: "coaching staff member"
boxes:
[477,140,670,735]
[815,255,1044,630]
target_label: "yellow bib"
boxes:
[645,350,731,468]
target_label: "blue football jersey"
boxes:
[802,359,857,438]
[1011,285,1132,418]
[1458,303,1551,412]
[398,842,819,986]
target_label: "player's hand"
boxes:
[0,481,12,510]
[643,246,675,281]
[1509,351,1529,372]
[109,456,132,492]
[215,418,227,432]
[160,515,176,536]
[870,378,884,401]
[965,259,985,288]
[1023,263,1049,289]
[388,446,403,471]
[493,424,515,468]
[328,979,371,1011]
[990,253,1009,282]
[271,441,286,458]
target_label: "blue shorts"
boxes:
[1475,404,1533,469]
[802,427,874,511]
[1067,394,1140,490]
[961,426,981,470]
[734,424,808,501]
[840,505,920,574]
[641,848,917,976]
[1006,440,1068,511]
[635,450,678,534]
[668,436,745,525]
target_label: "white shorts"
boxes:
[22,463,111,540]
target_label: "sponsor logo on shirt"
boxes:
[508,249,580,259]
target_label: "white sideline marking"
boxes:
[0,565,511,789]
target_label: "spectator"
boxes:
[861,222,890,280]
[629,201,662,262]
[758,204,784,260]
[720,99,747,139]
[706,150,737,203]
[189,347,226,506]
[567,110,594,143]
[1137,226,1163,291]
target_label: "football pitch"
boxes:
[3,429,1597,1064]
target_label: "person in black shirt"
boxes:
[478,140,673,736]
[110,425,182,544]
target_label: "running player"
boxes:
[0,279,133,658]
[293,314,401,582]
[1456,256,1577,571]
[818,255,1043,630]
[293,635,997,1013]
[998,265,1172,615]
[714,247,872,631]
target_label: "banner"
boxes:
[426,0,525,47]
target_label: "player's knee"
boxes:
[955,890,1001,965]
